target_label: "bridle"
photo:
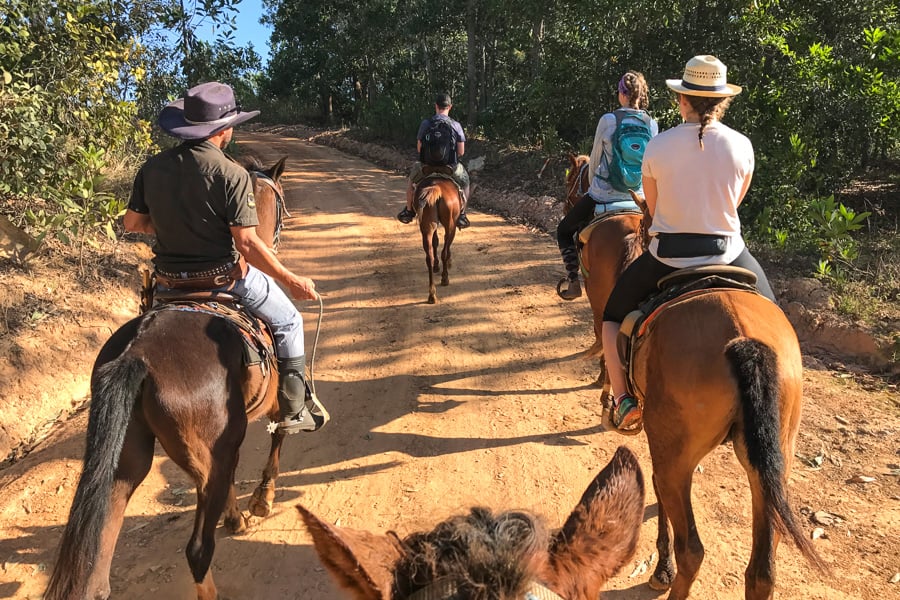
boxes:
[251,170,289,251]
[408,579,566,600]
[565,160,590,207]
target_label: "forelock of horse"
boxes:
[393,507,549,599]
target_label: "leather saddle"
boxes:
[140,270,276,374]
[617,265,762,398]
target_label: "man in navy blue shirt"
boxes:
[397,93,471,228]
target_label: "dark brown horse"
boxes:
[300,446,645,600]
[563,153,590,214]
[617,283,827,598]
[415,177,461,304]
[45,159,293,600]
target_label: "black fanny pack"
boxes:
[656,233,727,258]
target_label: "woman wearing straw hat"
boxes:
[124,81,329,435]
[600,55,776,434]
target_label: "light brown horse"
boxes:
[623,287,827,598]
[415,177,461,304]
[300,446,645,600]
[45,157,294,600]
[579,211,644,366]
[243,155,288,251]
[563,153,590,214]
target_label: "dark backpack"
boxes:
[420,118,458,166]
[604,109,653,192]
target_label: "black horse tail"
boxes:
[726,338,828,574]
[45,354,148,600]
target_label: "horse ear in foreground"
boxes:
[414,178,461,304]
[299,446,645,599]
[624,283,829,599]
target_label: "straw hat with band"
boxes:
[158,82,260,140]
[665,55,742,98]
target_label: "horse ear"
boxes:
[567,151,577,167]
[297,504,403,600]
[542,446,645,598]
[267,156,287,182]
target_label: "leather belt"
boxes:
[155,257,247,290]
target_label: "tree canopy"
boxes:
[1,0,897,269]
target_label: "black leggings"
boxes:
[557,194,596,251]
[602,247,776,322]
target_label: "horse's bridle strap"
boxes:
[408,578,565,600]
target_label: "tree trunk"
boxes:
[530,15,544,79]
[466,0,478,129]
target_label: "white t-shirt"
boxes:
[587,109,659,202]
[642,121,754,267]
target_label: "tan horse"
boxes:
[415,177,461,304]
[563,153,591,214]
[300,446,645,599]
[624,287,827,598]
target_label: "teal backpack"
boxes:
[605,109,653,192]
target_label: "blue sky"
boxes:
[197,0,273,65]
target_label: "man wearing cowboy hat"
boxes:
[598,55,775,434]
[124,81,329,435]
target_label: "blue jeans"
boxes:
[215,265,305,359]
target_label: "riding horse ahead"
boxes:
[601,197,828,598]
[413,172,462,304]
[45,157,294,600]
[561,160,644,385]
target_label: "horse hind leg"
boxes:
[733,433,780,600]
[432,230,440,273]
[86,422,155,599]
[186,452,241,600]
[440,226,455,287]
[650,454,705,600]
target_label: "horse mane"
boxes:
[236,154,264,172]
[391,508,549,599]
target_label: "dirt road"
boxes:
[0,132,896,599]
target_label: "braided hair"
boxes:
[619,71,649,110]
[683,95,732,149]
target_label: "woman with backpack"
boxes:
[556,70,658,300]
[601,55,777,434]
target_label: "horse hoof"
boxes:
[224,513,248,535]
[649,570,674,591]
[440,278,449,286]
[249,487,274,518]
[427,297,437,304]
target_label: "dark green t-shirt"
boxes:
[128,140,258,273]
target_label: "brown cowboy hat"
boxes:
[158,81,260,140]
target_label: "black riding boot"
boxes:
[277,356,329,434]
[456,188,471,229]
[557,240,582,300]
